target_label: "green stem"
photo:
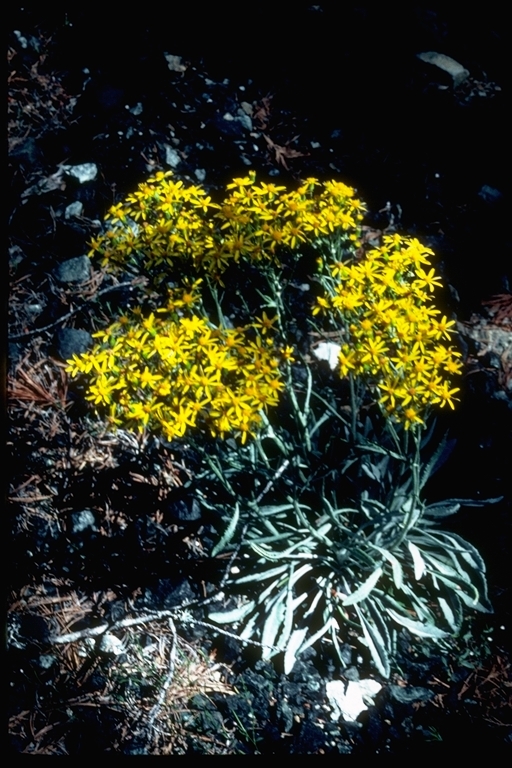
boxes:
[348,373,358,444]
[206,276,226,328]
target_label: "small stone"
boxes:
[60,163,98,183]
[478,185,502,203]
[388,684,434,704]
[194,168,206,182]
[163,145,181,168]
[69,509,97,534]
[236,109,253,131]
[64,201,84,219]
[56,328,93,360]
[99,633,125,655]
[170,498,202,522]
[54,255,91,284]
[164,53,187,73]
[38,654,57,669]
[13,30,28,48]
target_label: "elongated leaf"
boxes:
[303,583,325,619]
[386,608,449,639]
[308,411,330,439]
[211,502,240,557]
[407,541,426,580]
[298,615,335,655]
[354,604,390,678]
[425,496,503,509]
[422,552,468,582]
[234,564,288,585]
[440,590,463,632]
[258,504,295,517]
[342,566,383,606]
[424,502,461,518]
[453,584,493,613]
[371,545,403,590]
[357,440,405,462]
[367,597,392,650]
[395,583,437,624]
[284,628,308,675]
[420,432,452,489]
[438,596,459,633]
[209,600,255,624]
[261,593,286,659]
[287,562,314,589]
[277,579,295,655]
[239,609,259,641]
[437,532,486,573]
[420,433,448,488]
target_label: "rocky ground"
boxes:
[7,6,512,754]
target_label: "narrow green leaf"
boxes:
[277,578,295,655]
[209,600,255,624]
[258,504,295,517]
[287,562,314,589]
[367,597,392,650]
[250,542,286,561]
[284,628,308,675]
[261,592,286,659]
[438,596,459,633]
[386,608,449,639]
[211,502,239,557]
[371,545,403,590]
[304,582,326,619]
[424,502,461,518]
[420,431,451,489]
[309,411,330,439]
[342,566,383,606]
[354,604,391,678]
[407,541,426,580]
[234,564,288,585]
[297,615,335,655]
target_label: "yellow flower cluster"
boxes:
[82,171,461,438]
[66,282,285,444]
[89,171,365,283]
[314,234,462,428]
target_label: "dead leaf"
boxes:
[252,96,273,130]
[263,134,309,170]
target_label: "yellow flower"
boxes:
[402,406,425,430]
[253,311,278,335]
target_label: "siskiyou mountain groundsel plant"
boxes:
[67,170,497,677]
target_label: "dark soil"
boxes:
[7,5,511,754]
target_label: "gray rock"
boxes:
[56,328,93,360]
[478,185,502,203]
[54,255,91,284]
[163,145,181,168]
[64,201,84,219]
[388,684,434,704]
[236,109,253,132]
[69,509,97,535]
[170,498,202,522]
[9,136,42,165]
[38,654,57,669]
[60,163,98,183]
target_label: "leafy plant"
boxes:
[67,171,495,677]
